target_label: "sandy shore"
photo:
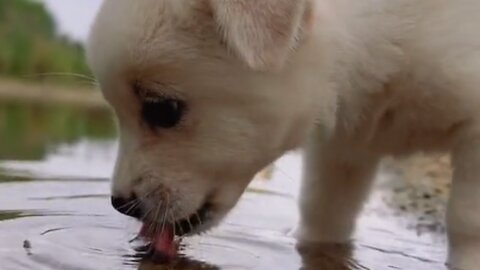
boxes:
[0,79,108,109]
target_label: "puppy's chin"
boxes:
[141,206,226,237]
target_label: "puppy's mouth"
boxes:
[173,201,213,236]
[140,201,214,237]
[136,202,214,262]
[112,195,214,236]
[113,196,216,261]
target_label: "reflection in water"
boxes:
[0,101,115,160]
[138,253,220,270]
[0,210,24,221]
[0,171,37,183]
[298,243,356,270]
[0,101,451,269]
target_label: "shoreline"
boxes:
[0,79,108,110]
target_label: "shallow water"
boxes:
[0,100,449,270]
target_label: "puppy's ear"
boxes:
[209,0,310,71]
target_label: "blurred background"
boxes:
[0,0,116,167]
[0,0,97,83]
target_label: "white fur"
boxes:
[88,0,480,268]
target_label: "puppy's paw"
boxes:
[448,234,480,270]
[294,223,353,246]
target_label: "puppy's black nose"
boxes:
[111,195,143,219]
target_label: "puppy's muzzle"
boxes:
[111,195,143,219]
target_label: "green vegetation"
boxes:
[0,0,91,83]
[0,101,116,160]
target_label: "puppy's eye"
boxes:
[142,99,185,129]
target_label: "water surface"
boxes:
[0,100,449,269]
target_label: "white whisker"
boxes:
[195,212,203,228]
[187,217,194,234]
[29,72,97,82]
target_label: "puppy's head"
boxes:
[87,0,336,235]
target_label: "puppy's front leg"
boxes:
[448,138,480,269]
[296,128,379,244]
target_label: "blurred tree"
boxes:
[0,0,91,84]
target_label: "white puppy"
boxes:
[87,0,480,268]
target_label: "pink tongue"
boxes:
[140,224,176,259]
